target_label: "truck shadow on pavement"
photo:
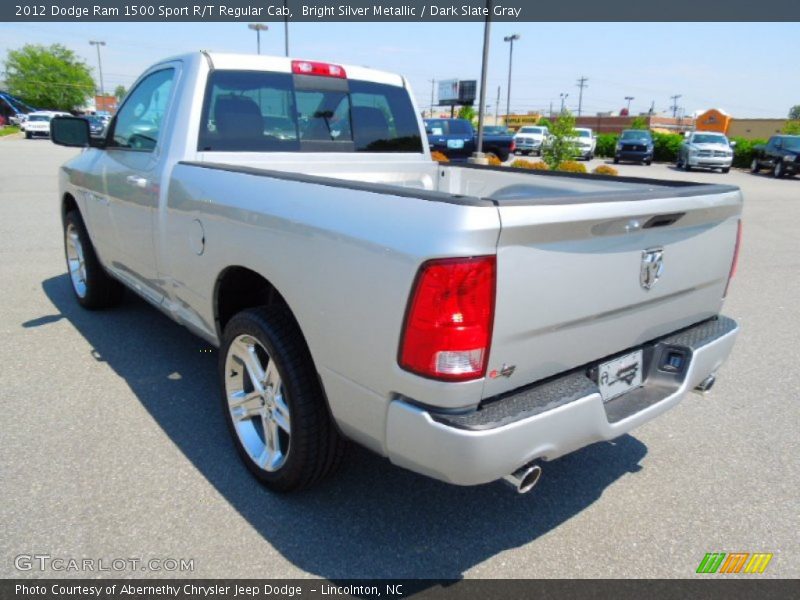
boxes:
[36,274,648,579]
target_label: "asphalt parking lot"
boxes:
[0,134,797,579]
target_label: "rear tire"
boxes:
[63,210,124,309]
[613,157,620,164]
[219,307,346,492]
[25,132,32,139]
[721,167,730,174]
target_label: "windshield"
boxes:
[621,130,651,141]
[781,137,800,151]
[425,119,472,135]
[28,115,51,122]
[576,130,591,138]
[692,133,728,144]
[200,70,423,153]
[86,117,104,125]
[483,126,509,135]
[519,127,543,134]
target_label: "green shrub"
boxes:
[595,133,619,158]
[542,112,578,169]
[652,132,684,162]
[730,137,767,169]
[783,121,800,135]
[556,160,587,173]
[510,159,548,170]
[593,164,619,176]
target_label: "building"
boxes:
[573,115,694,134]
[727,119,793,140]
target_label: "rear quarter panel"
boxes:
[163,164,500,451]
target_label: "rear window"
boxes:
[198,70,423,153]
[425,119,473,135]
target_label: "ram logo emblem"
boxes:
[640,247,664,290]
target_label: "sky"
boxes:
[0,21,798,118]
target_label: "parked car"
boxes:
[677,131,735,173]
[424,118,515,161]
[570,127,596,160]
[513,125,549,156]
[51,52,741,494]
[483,125,513,136]
[750,135,800,178]
[22,111,70,139]
[83,115,107,137]
[614,129,654,165]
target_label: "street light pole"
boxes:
[625,96,634,113]
[473,3,492,162]
[248,23,269,55]
[283,0,289,56]
[560,92,569,113]
[88,40,106,104]
[503,33,520,127]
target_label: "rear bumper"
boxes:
[386,316,738,486]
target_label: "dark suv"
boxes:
[614,129,654,165]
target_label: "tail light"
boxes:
[723,219,742,298]
[399,256,496,381]
[291,60,346,78]
[510,139,516,152]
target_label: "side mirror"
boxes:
[729,140,737,147]
[51,116,96,148]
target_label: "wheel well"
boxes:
[214,267,289,336]
[62,193,79,222]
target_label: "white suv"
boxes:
[571,127,596,160]
[22,111,70,139]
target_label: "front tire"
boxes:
[773,161,785,178]
[220,307,346,492]
[63,211,124,309]
[25,132,32,139]
[750,158,760,173]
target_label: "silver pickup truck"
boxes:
[51,52,741,494]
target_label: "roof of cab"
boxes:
[159,52,405,88]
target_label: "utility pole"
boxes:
[248,23,269,55]
[649,100,655,115]
[625,96,634,113]
[576,76,588,117]
[549,100,553,118]
[559,92,569,114]
[495,85,500,125]
[670,94,682,118]
[88,40,106,104]
[503,33,520,127]
[429,79,435,118]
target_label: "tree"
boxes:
[783,120,800,135]
[457,105,475,122]
[4,44,94,111]
[542,111,578,169]
[114,85,127,101]
[630,115,649,130]
[537,117,553,129]
[789,105,800,120]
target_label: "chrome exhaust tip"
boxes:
[502,463,542,494]
[694,375,716,394]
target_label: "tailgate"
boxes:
[483,185,742,398]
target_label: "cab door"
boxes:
[98,66,178,300]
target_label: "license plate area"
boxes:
[597,350,643,402]
[447,139,465,149]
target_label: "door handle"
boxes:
[126,175,148,188]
